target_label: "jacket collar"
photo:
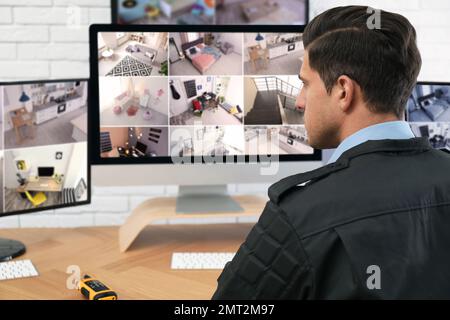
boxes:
[327,121,416,164]
[335,137,432,166]
[268,137,432,204]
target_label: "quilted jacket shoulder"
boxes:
[212,138,450,299]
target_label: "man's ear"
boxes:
[335,75,356,113]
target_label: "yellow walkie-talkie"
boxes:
[78,274,118,300]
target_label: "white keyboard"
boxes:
[171,252,235,270]
[0,259,39,281]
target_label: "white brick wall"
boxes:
[0,0,109,81]
[0,0,449,228]
[0,7,12,24]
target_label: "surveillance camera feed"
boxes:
[407,83,450,151]
[0,80,89,214]
[96,31,315,159]
[114,0,308,25]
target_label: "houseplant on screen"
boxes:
[159,60,168,76]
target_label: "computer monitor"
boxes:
[0,79,91,261]
[406,81,450,151]
[111,0,309,25]
[90,24,322,212]
[38,167,55,177]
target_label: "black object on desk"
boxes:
[0,238,26,262]
[38,167,54,177]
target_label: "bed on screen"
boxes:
[181,37,222,75]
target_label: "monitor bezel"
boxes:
[89,24,321,165]
[110,0,310,25]
[0,78,91,218]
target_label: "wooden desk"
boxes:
[10,107,36,144]
[0,224,253,299]
[248,45,269,72]
[17,177,63,193]
[198,92,218,111]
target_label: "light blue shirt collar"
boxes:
[327,121,416,164]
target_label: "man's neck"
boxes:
[338,114,401,144]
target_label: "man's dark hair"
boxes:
[303,6,422,118]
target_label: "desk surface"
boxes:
[11,107,34,127]
[0,224,252,299]
[247,45,269,61]
[18,177,63,192]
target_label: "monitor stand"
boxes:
[118,184,266,252]
[176,185,244,213]
[0,238,26,261]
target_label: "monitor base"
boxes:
[0,238,26,262]
[176,185,244,213]
[119,194,266,252]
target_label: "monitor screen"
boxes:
[38,167,55,177]
[89,25,321,164]
[0,79,90,217]
[406,82,450,150]
[111,0,309,26]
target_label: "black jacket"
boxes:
[212,138,450,299]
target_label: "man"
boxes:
[212,6,450,299]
